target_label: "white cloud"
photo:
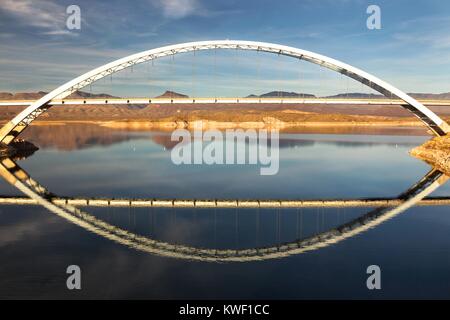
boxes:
[153,0,203,18]
[0,0,67,34]
[393,14,450,49]
[43,30,77,36]
[392,32,450,49]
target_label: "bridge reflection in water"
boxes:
[0,157,447,262]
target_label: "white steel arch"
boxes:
[1,40,448,144]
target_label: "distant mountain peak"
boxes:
[325,93,385,99]
[155,90,189,98]
[247,91,316,98]
[408,92,450,99]
[66,91,119,99]
[0,90,119,100]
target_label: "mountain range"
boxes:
[247,91,316,98]
[1,90,450,100]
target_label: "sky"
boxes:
[0,0,449,97]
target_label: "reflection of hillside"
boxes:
[320,140,416,148]
[150,134,180,150]
[275,138,419,149]
[280,126,427,136]
[15,122,427,152]
[22,124,147,151]
[147,134,418,152]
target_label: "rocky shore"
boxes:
[410,135,450,175]
[0,139,39,159]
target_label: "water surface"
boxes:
[0,124,449,299]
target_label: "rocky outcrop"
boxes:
[262,116,286,128]
[0,139,39,159]
[155,90,188,98]
[410,136,450,175]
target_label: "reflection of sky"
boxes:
[0,133,443,200]
[0,133,449,299]
[1,204,450,299]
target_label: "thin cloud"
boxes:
[151,0,232,19]
[153,0,202,18]
[393,14,450,49]
[0,0,67,34]
[392,32,450,49]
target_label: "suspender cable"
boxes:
[170,54,175,99]
[321,207,325,232]
[276,208,281,246]
[148,207,153,236]
[299,208,303,239]
[147,60,152,98]
[191,48,196,99]
[345,73,349,99]
[214,207,217,248]
[235,208,239,249]
[257,48,261,97]
[278,53,282,99]
[191,49,194,98]
[316,208,319,234]
[256,207,260,247]
[298,58,303,99]
[318,64,321,98]
[214,47,217,100]
[361,77,364,99]
[236,47,240,98]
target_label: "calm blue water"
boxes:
[0,125,449,299]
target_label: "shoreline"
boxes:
[410,136,450,175]
[1,119,432,137]
[1,119,426,129]
[101,120,425,130]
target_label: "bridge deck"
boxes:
[1,196,449,208]
[1,98,450,106]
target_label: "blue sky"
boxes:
[0,0,449,96]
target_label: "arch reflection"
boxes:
[0,157,447,262]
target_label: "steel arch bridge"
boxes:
[1,40,449,144]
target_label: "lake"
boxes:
[0,124,449,299]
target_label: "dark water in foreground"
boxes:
[0,125,449,299]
